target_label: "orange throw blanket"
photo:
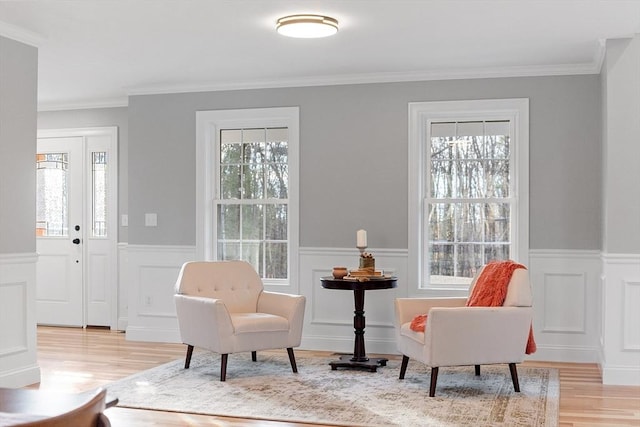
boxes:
[409,260,536,355]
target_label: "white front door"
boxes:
[36,127,118,328]
[36,137,84,326]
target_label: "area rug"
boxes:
[106,351,558,426]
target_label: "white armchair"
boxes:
[174,260,306,381]
[394,265,534,396]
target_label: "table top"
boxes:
[321,276,397,291]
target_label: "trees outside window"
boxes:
[217,127,289,279]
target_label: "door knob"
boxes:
[72,238,81,244]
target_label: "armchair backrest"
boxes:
[175,261,263,313]
[468,264,533,308]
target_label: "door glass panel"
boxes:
[36,153,69,237]
[92,152,107,237]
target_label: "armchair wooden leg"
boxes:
[429,367,439,397]
[286,348,298,373]
[184,345,194,369]
[220,354,228,382]
[399,355,409,379]
[251,351,257,362]
[475,365,481,376]
[509,363,520,392]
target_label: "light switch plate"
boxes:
[145,213,157,227]
[121,214,128,227]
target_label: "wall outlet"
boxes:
[121,214,128,227]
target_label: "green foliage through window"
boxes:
[217,127,289,279]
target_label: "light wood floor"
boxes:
[30,326,640,427]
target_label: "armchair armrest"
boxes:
[174,294,235,353]
[425,306,533,366]
[257,291,306,344]
[394,297,467,327]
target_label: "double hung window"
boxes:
[408,99,529,293]
[196,107,299,288]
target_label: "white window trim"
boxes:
[408,99,529,297]
[196,107,300,292]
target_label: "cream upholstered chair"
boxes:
[174,260,306,381]
[394,265,534,397]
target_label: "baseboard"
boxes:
[525,344,599,364]
[602,364,640,386]
[0,364,40,388]
[117,316,128,332]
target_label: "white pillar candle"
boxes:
[356,229,367,248]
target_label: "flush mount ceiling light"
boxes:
[276,14,338,38]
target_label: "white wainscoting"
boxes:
[119,244,639,384]
[0,253,40,387]
[600,253,640,385]
[299,247,408,355]
[528,250,602,363]
[124,245,196,342]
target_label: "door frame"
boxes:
[37,126,119,329]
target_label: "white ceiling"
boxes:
[1,0,639,110]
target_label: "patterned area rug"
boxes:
[107,351,558,426]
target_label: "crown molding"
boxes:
[126,61,601,97]
[37,97,129,112]
[38,60,602,111]
[0,20,45,47]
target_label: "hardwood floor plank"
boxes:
[27,326,640,426]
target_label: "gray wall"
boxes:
[38,107,129,242]
[127,75,601,250]
[601,38,640,254]
[0,37,37,254]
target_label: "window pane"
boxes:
[218,242,240,260]
[217,204,240,239]
[266,204,287,240]
[429,243,453,276]
[243,164,264,199]
[428,203,453,242]
[220,165,242,199]
[242,242,263,276]
[486,160,510,197]
[485,131,510,160]
[265,242,287,279]
[485,244,510,262]
[455,160,484,198]
[267,163,288,199]
[36,153,68,237]
[455,244,484,278]
[484,203,510,242]
[92,152,107,237]
[455,203,484,242]
[220,134,242,164]
[241,204,263,240]
[430,161,454,198]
